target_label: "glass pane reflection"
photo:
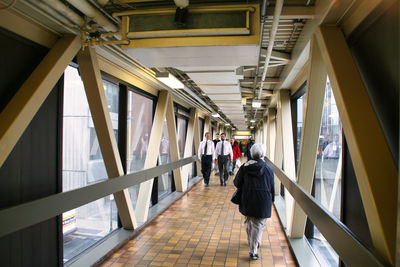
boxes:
[126,90,153,208]
[158,121,172,200]
[309,78,342,267]
[62,66,118,263]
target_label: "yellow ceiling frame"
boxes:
[111,4,260,48]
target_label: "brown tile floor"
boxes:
[97,169,298,267]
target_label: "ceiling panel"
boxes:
[188,72,238,84]
[201,85,240,94]
[208,94,241,101]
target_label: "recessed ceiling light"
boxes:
[250,119,255,123]
[212,113,220,118]
[252,100,261,108]
[156,72,184,89]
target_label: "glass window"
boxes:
[176,117,187,158]
[62,66,118,263]
[126,90,153,208]
[296,94,305,168]
[158,121,173,200]
[308,78,342,266]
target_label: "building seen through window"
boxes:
[62,65,119,263]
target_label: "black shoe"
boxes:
[249,253,259,260]
[205,183,209,187]
[223,182,227,186]
[220,183,223,186]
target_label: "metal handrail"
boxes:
[264,157,390,267]
[0,156,196,238]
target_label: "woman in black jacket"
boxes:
[233,143,275,260]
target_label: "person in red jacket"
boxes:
[230,138,241,175]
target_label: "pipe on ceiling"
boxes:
[38,0,85,27]
[258,0,284,100]
[251,0,268,106]
[253,0,284,120]
[66,0,118,32]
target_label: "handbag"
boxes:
[231,188,241,205]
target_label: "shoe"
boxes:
[220,183,223,186]
[205,183,209,187]
[249,253,259,260]
[224,182,227,186]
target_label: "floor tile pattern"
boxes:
[97,172,298,267]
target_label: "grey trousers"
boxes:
[217,155,229,184]
[245,217,267,254]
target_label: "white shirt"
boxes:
[215,140,233,160]
[198,139,215,160]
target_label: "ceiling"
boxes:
[111,0,314,130]
[9,0,315,131]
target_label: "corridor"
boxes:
[98,171,297,267]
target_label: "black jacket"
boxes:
[233,159,275,218]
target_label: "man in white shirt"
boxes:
[198,132,215,186]
[215,133,233,186]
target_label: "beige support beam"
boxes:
[263,117,268,153]
[0,35,80,168]
[0,8,58,48]
[266,108,276,160]
[77,47,137,229]
[316,25,397,264]
[181,108,198,191]
[194,112,202,176]
[273,106,283,195]
[279,90,297,232]
[166,96,184,192]
[289,37,327,238]
[135,91,170,222]
[204,116,211,134]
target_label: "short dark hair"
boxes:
[220,133,225,136]
[204,132,210,137]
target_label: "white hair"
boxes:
[250,143,265,159]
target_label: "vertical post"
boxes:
[267,108,276,160]
[165,96,184,192]
[181,108,197,191]
[135,90,170,223]
[77,47,137,229]
[316,25,397,263]
[0,35,81,168]
[274,105,283,195]
[289,37,327,237]
[278,90,297,231]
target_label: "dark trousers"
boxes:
[231,159,237,174]
[218,155,229,184]
[201,155,212,184]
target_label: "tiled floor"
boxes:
[97,170,298,267]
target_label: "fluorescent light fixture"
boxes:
[252,100,261,108]
[212,113,220,118]
[232,128,236,130]
[156,72,184,89]
[250,119,255,123]
[225,123,230,126]
[249,126,254,129]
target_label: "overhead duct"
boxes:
[66,0,118,32]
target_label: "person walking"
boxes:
[215,133,233,186]
[212,133,221,175]
[197,132,215,186]
[230,138,241,175]
[245,137,255,160]
[233,143,275,260]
